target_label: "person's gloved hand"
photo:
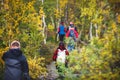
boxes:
[23,73,31,80]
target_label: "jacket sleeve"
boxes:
[66,30,70,37]
[19,55,29,73]
[64,27,67,33]
[74,30,79,38]
[52,49,58,61]
[74,27,78,32]
[20,55,31,80]
[65,50,69,55]
[2,52,8,61]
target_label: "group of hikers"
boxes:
[57,21,78,51]
[1,22,79,80]
[57,22,78,42]
[53,21,79,75]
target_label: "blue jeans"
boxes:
[67,45,75,52]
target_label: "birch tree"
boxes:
[41,0,47,44]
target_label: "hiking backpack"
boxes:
[56,49,66,64]
[69,28,77,41]
[69,29,75,37]
[59,25,65,35]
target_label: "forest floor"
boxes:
[46,61,59,80]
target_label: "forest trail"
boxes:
[46,62,59,80]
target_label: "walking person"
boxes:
[57,22,66,41]
[66,22,79,52]
[67,37,76,52]
[66,22,79,41]
[2,40,30,80]
[53,42,69,69]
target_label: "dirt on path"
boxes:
[46,62,59,80]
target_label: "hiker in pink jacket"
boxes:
[66,22,78,41]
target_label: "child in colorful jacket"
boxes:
[53,42,69,67]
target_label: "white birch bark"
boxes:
[1,0,4,9]
[56,0,61,41]
[50,17,55,28]
[56,0,60,29]
[89,22,93,40]
[65,4,68,24]
[42,0,47,44]
[94,23,98,37]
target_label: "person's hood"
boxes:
[58,46,66,50]
[9,49,22,57]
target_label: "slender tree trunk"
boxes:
[57,0,58,10]
[50,17,55,28]
[65,4,68,25]
[94,23,98,37]
[89,22,93,40]
[1,0,4,9]
[55,0,61,41]
[42,0,47,44]
[42,16,47,44]
[73,0,76,22]
[0,0,4,26]
[56,0,60,28]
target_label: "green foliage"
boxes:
[0,0,46,79]
[40,42,57,64]
[0,0,120,79]
[47,24,54,31]
[64,33,120,79]
[0,47,9,80]
[28,56,46,79]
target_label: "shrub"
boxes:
[28,56,47,79]
[65,36,120,80]
[0,47,9,80]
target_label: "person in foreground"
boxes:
[2,40,30,80]
[53,42,69,68]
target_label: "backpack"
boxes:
[69,28,77,41]
[56,49,66,64]
[59,25,65,35]
[69,29,75,37]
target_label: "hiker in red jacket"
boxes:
[53,42,69,67]
[66,22,78,40]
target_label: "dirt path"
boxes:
[46,62,59,80]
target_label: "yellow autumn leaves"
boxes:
[0,0,46,79]
[0,47,9,65]
[117,14,120,23]
[28,57,46,79]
